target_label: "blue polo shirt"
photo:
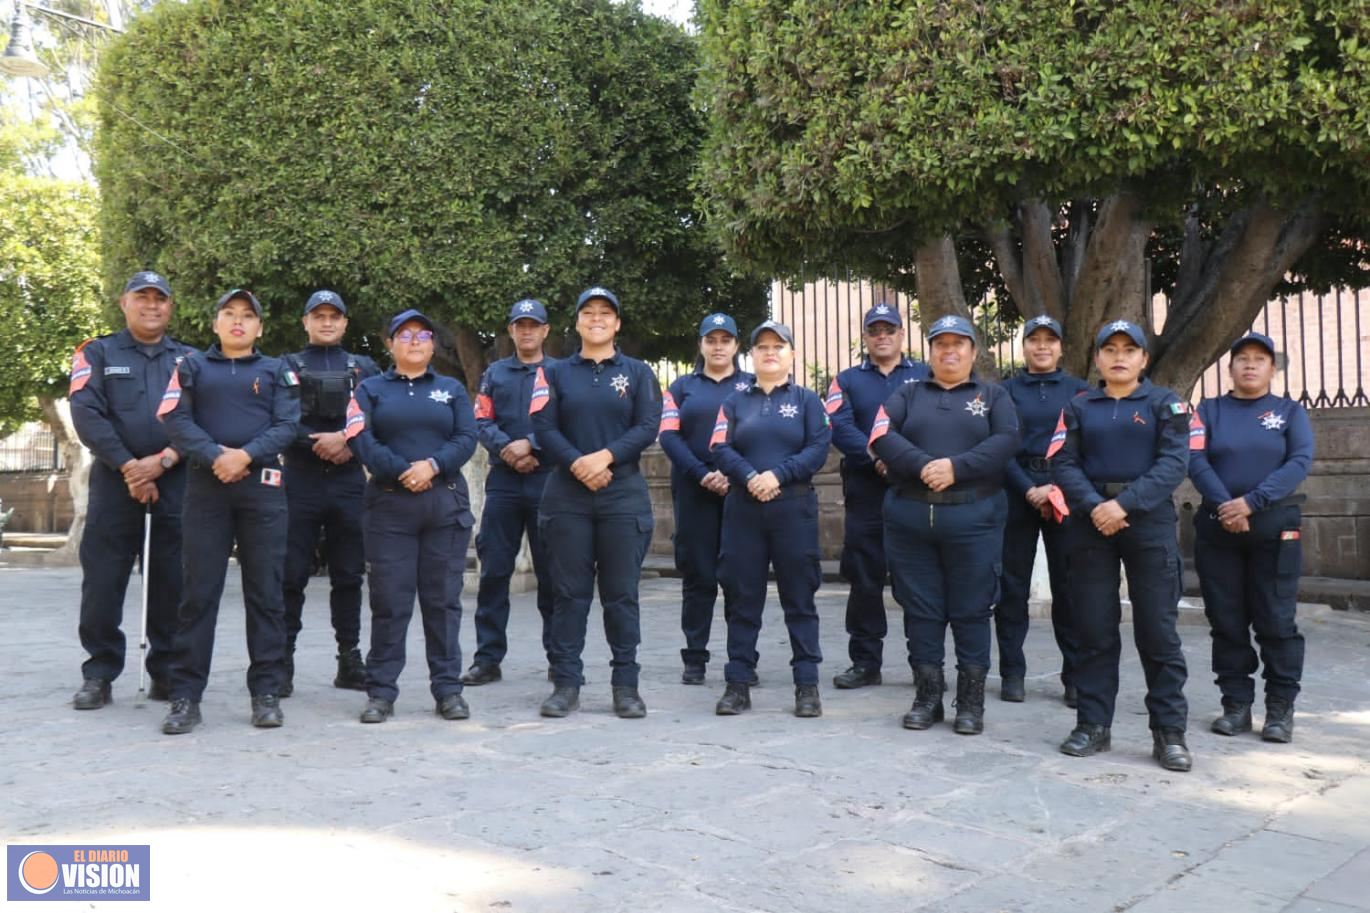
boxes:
[1188,392,1314,510]
[1001,367,1090,496]
[475,354,552,474]
[158,345,300,467]
[826,356,929,469]
[659,366,755,483]
[70,329,192,470]
[530,349,662,473]
[710,381,831,489]
[869,376,1019,495]
[347,368,477,484]
[1051,379,1190,515]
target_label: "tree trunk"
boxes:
[914,235,1000,377]
[1060,193,1152,378]
[39,397,89,566]
[452,325,488,395]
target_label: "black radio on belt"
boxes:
[289,355,359,421]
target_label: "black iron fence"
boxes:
[0,423,64,473]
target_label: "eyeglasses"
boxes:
[396,330,434,344]
[865,325,899,337]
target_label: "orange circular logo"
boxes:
[18,851,59,894]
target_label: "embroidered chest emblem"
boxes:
[964,394,988,417]
[610,374,630,397]
[1132,411,1148,425]
[778,402,799,419]
[429,389,453,404]
[1259,410,1285,430]
[735,381,749,392]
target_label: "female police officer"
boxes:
[996,316,1088,705]
[1052,320,1192,771]
[531,287,662,719]
[345,309,478,724]
[869,315,1018,735]
[659,312,753,685]
[710,320,831,718]
[1189,332,1313,743]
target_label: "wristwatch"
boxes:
[159,449,177,470]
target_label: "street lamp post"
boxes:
[1,0,123,78]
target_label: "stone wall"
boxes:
[0,474,73,534]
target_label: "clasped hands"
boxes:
[120,454,166,504]
[571,449,614,491]
[500,439,541,474]
[1216,496,1252,534]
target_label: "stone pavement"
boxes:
[2,564,1369,912]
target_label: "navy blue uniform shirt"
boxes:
[709,381,832,489]
[70,329,191,470]
[1189,393,1313,510]
[1051,379,1190,515]
[826,357,930,467]
[1001,368,1090,496]
[659,367,755,482]
[346,368,477,484]
[529,349,662,471]
[475,355,553,467]
[285,345,380,464]
[869,377,1020,494]
[158,345,300,466]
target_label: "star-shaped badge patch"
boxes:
[429,389,453,404]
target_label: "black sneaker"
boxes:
[334,648,367,691]
[437,692,470,720]
[73,678,111,710]
[794,684,822,718]
[715,683,751,715]
[460,663,502,686]
[832,665,882,689]
[162,698,202,735]
[251,694,284,728]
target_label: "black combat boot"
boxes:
[540,685,580,718]
[1262,700,1295,743]
[73,678,111,710]
[832,665,882,689]
[1059,723,1110,756]
[359,697,393,723]
[1000,674,1025,703]
[334,647,367,691]
[903,665,945,730]
[794,684,822,718]
[953,666,988,735]
[162,698,202,735]
[1152,728,1193,772]
[612,686,647,719]
[715,682,751,715]
[280,652,295,698]
[251,694,284,728]
[1210,699,1253,736]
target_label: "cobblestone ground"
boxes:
[3,564,1368,912]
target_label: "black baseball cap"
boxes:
[217,288,262,316]
[124,271,172,297]
[304,289,347,315]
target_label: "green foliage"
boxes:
[95,0,767,365]
[697,0,1370,290]
[0,172,107,434]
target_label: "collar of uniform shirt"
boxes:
[746,378,797,394]
[1086,377,1153,400]
[859,356,917,372]
[568,348,623,366]
[383,366,435,381]
[205,343,263,362]
[925,376,982,392]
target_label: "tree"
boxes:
[94,0,767,387]
[697,0,1370,393]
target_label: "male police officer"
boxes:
[462,298,555,685]
[69,270,189,709]
[280,290,379,695]
[825,304,929,689]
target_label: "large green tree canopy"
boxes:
[95,0,765,384]
[698,0,1370,390]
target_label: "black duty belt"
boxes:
[1096,481,1130,497]
[1202,494,1306,514]
[375,479,458,494]
[895,485,996,505]
[1018,456,1054,472]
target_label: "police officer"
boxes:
[280,290,379,696]
[69,270,188,709]
[530,287,661,719]
[347,310,478,724]
[711,320,831,717]
[157,290,301,734]
[870,315,1019,735]
[462,298,556,686]
[996,315,1089,704]
[826,303,929,690]
[659,312,754,685]
[1052,320,1192,771]
[1189,333,1313,743]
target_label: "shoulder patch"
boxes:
[281,369,300,387]
[1168,402,1190,415]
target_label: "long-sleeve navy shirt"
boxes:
[709,381,832,491]
[1050,379,1190,516]
[475,355,552,472]
[1001,368,1090,496]
[69,329,191,471]
[346,368,477,485]
[285,344,380,466]
[659,367,755,483]
[158,345,300,467]
[869,377,1019,495]
[529,349,662,472]
[826,357,929,468]
[1188,392,1314,511]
